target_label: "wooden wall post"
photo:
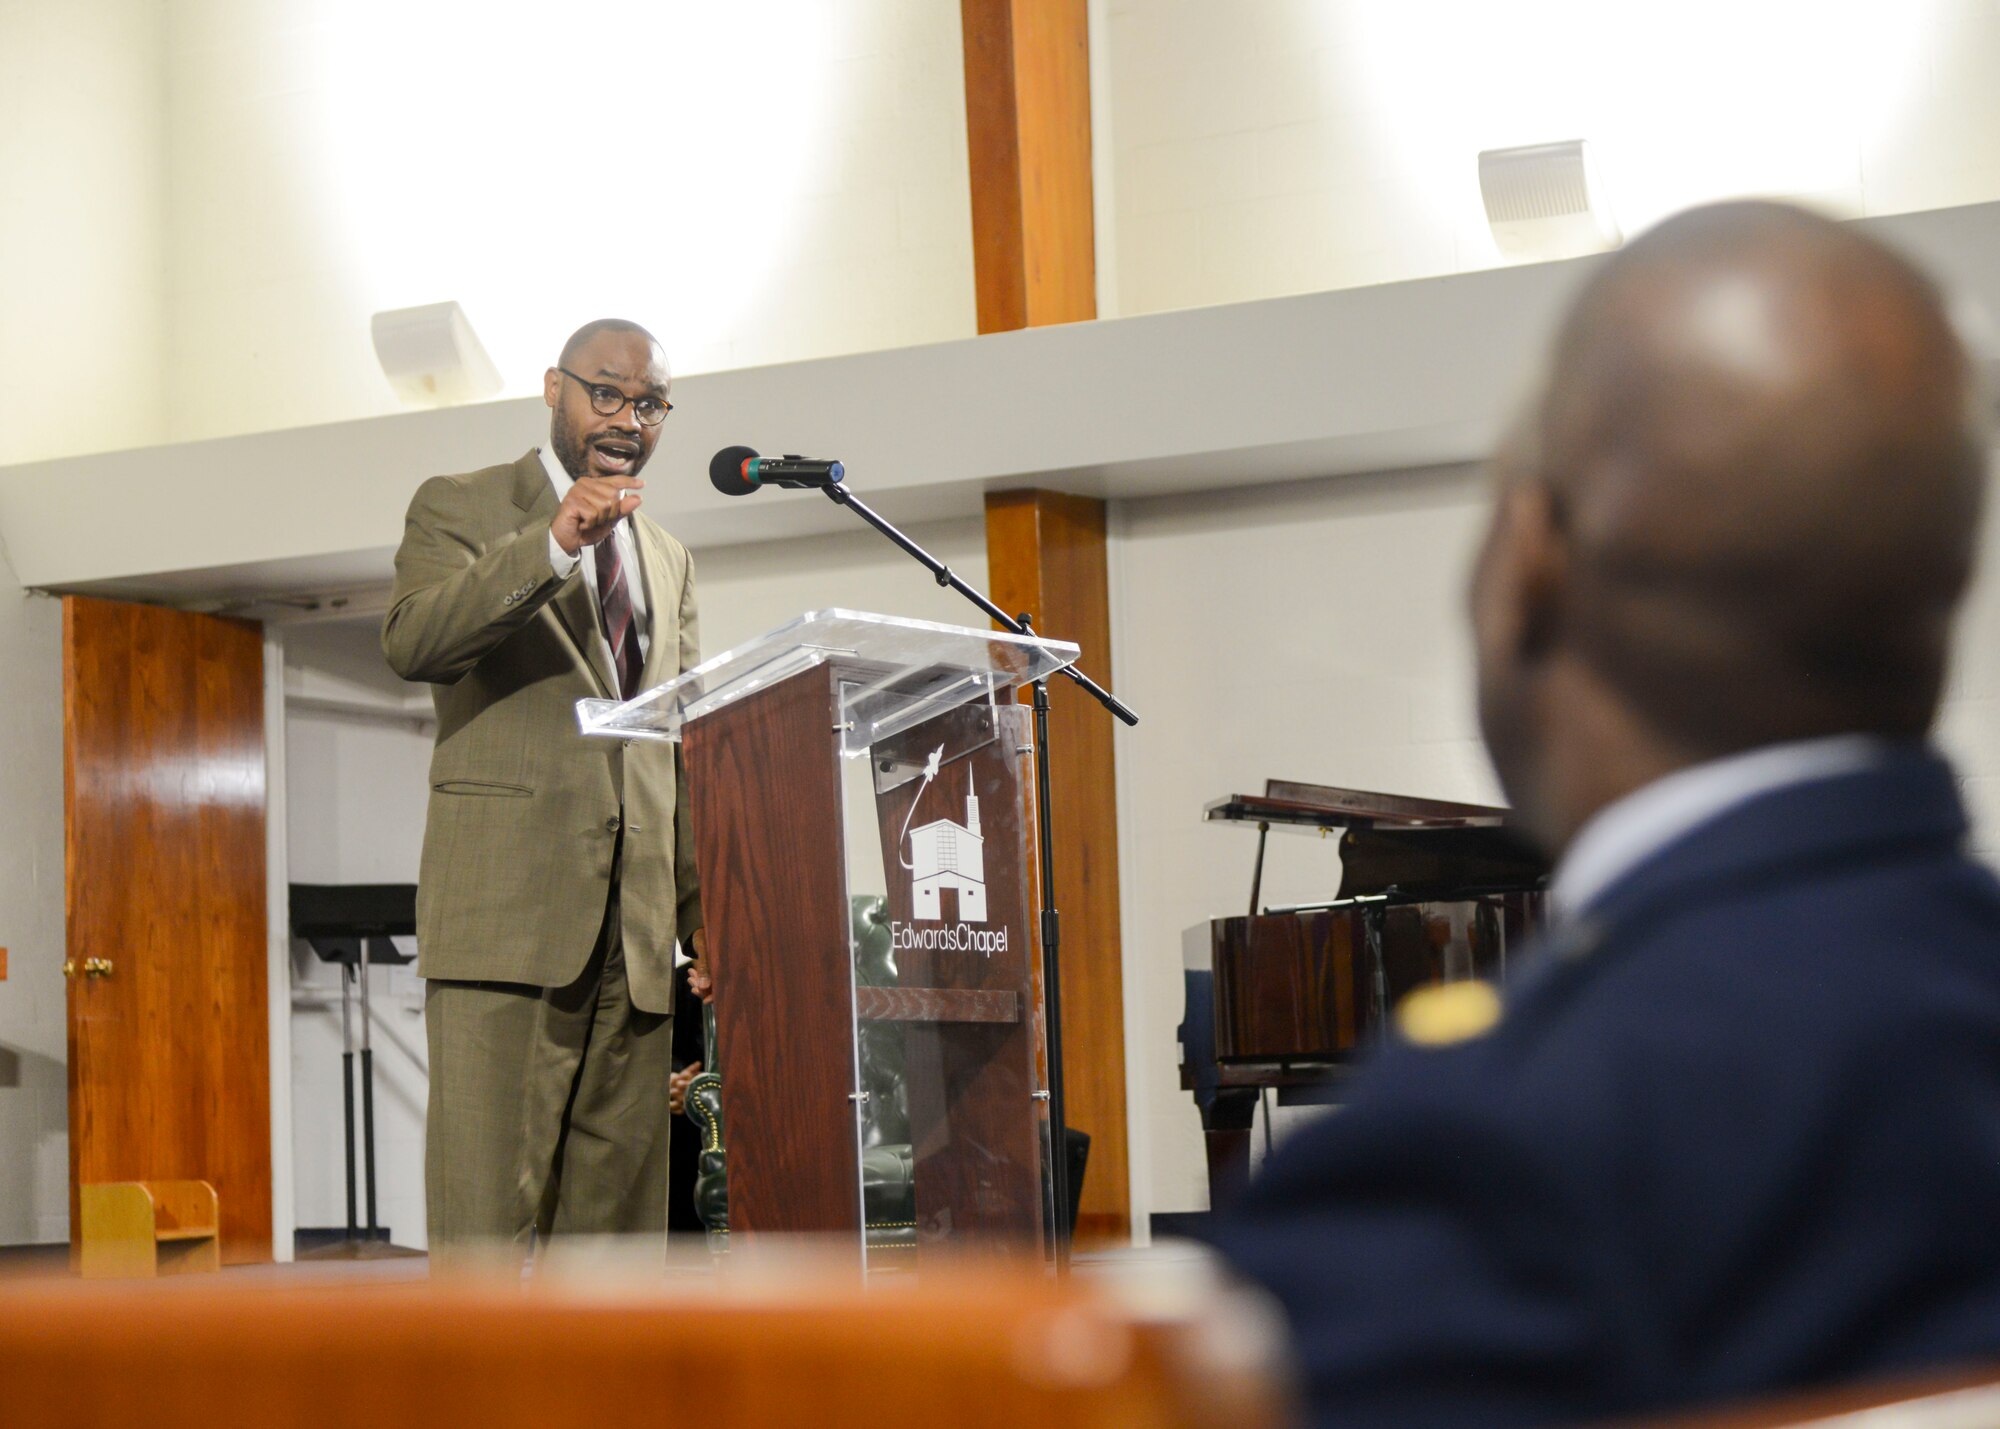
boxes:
[960,0,1096,332]
[985,490,1128,1243]
[965,0,1123,1239]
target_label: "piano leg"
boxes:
[1203,1087,1260,1212]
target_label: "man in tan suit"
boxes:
[384,318,708,1253]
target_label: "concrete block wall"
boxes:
[1103,0,2000,318]
[1,0,975,467]
[157,0,976,448]
[0,0,166,467]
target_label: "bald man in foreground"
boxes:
[1218,202,2000,1426]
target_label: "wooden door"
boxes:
[64,596,272,1264]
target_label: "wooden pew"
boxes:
[0,1258,1293,1429]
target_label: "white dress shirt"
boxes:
[540,444,650,663]
[1548,734,1888,921]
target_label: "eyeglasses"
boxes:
[558,368,673,426]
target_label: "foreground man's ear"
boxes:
[1472,475,1569,676]
[1507,479,1570,666]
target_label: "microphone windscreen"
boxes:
[710,445,761,496]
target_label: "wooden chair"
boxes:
[78,1179,221,1278]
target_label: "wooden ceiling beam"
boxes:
[960,0,1096,333]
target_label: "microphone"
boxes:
[709,445,846,496]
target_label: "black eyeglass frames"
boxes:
[558,368,673,426]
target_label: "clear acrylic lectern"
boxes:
[579,610,1079,1265]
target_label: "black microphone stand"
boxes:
[820,480,1137,1271]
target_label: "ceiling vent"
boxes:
[1478,140,1621,262]
[370,300,503,407]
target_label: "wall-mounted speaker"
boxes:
[1478,140,1621,262]
[370,300,502,406]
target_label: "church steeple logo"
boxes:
[899,745,988,923]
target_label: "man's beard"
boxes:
[551,418,647,481]
[550,418,590,481]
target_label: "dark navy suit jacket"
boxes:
[1216,745,2000,1426]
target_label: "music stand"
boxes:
[290,883,420,1259]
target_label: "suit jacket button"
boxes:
[605,815,621,833]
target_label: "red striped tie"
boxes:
[595,530,643,699]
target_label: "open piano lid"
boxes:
[1207,779,1548,903]
[1206,780,1511,831]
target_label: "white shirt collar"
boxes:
[538,443,573,500]
[1549,734,1889,920]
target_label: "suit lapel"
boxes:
[516,448,618,700]
[554,567,619,700]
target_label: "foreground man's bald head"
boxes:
[1474,200,1989,853]
[1221,205,2000,1426]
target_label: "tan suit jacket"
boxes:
[383,449,701,1014]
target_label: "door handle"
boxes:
[62,960,75,978]
[82,957,113,979]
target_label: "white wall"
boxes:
[695,516,989,654]
[0,563,68,1245]
[25,0,2000,460]
[156,0,973,450]
[2,0,974,466]
[24,0,2000,466]
[1104,0,2000,317]
[0,0,166,467]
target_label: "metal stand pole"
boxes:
[340,962,358,1240]
[359,938,378,1238]
[1026,669,1071,1272]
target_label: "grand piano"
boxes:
[1179,781,1549,1207]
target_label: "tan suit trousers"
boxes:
[424,860,674,1256]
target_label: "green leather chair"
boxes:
[684,895,919,1248]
